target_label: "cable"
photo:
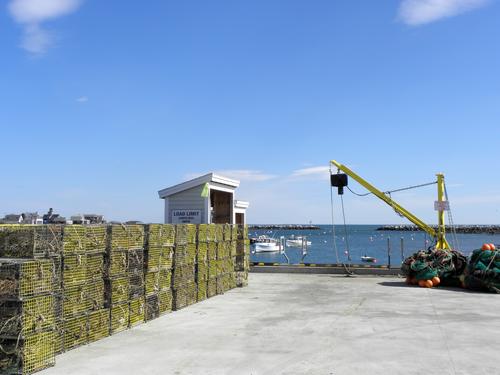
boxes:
[346,181,437,197]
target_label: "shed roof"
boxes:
[158,173,240,199]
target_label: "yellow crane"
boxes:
[329,160,451,251]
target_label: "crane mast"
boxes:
[330,160,451,250]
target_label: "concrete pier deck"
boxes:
[42,273,500,375]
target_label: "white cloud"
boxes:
[76,96,88,103]
[184,170,278,183]
[8,0,83,54]
[398,0,490,26]
[290,166,331,180]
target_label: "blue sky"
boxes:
[1,0,499,224]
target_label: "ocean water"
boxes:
[249,225,500,266]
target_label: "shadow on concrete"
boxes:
[378,281,476,293]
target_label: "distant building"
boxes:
[0,212,42,224]
[70,214,105,225]
[158,173,249,225]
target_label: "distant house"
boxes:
[158,173,249,225]
[0,212,42,224]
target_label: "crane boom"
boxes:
[330,160,451,250]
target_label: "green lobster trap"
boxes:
[63,314,87,351]
[86,253,105,281]
[62,226,86,255]
[236,239,251,256]
[85,225,107,254]
[62,254,87,287]
[54,320,63,355]
[107,251,127,277]
[0,259,54,299]
[62,284,91,319]
[127,225,144,250]
[0,330,55,375]
[231,225,238,241]
[106,277,129,305]
[158,289,172,315]
[0,224,63,258]
[229,242,237,257]
[110,303,129,334]
[128,297,145,327]
[87,309,109,344]
[145,294,159,321]
[186,244,197,265]
[173,245,188,266]
[0,295,55,337]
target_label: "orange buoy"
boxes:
[418,280,426,287]
[489,243,496,250]
[482,243,492,251]
[423,280,433,288]
[431,276,441,287]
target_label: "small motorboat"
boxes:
[285,235,311,247]
[251,235,282,253]
[361,255,377,263]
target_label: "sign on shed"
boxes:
[171,209,202,224]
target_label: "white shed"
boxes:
[158,173,249,225]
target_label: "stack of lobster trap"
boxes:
[172,225,197,310]
[0,258,56,374]
[144,224,174,321]
[0,223,250,374]
[106,225,144,334]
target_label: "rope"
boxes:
[347,181,437,197]
[329,168,353,275]
[444,183,460,251]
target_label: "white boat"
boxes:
[251,235,282,253]
[286,235,311,247]
[361,255,377,263]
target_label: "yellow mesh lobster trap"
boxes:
[197,224,208,243]
[175,224,196,245]
[144,246,161,272]
[0,330,55,375]
[145,271,170,296]
[197,279,207,302]
[158,289,172,315]
[197,242,208,263]
[62,284,91,319]
[207,242,217,261]
[0,259,54,299]
[207,279,217,298]
[128,298,145,327]
[63,314,86,351]
[197,261,208,282]
[145,294,159,321]
[172,265,195,290]
[0,295,55,337]
[62,226,86,255]
[87,309,109,344]
[85,225,107,254]
[159,247,173,270]
[86,253,105,281]
[110,303,129,334]
[62,254,87,287]
[145,224,175,247]
[0,224,63,258]
[85,279,105,311]
[106,277,129,305]
[107,250,127,277]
